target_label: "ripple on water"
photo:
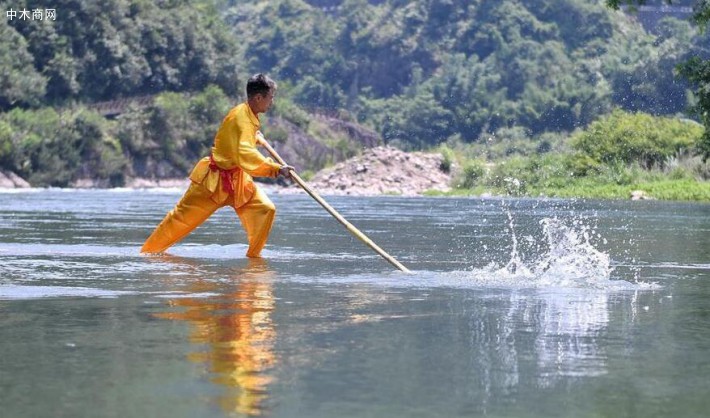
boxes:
[0,217,665,296]
[0,285,136,299]
[287,217,661,291]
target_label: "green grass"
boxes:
[631,179,710,201]
[433,178,710,201]
[531,178,710,201]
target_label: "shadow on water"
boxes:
[151,256,277,416]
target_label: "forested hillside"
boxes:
[234,0,707,142]
[1,0,708,191]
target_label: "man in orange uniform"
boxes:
[141,74,292,258]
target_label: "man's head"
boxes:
[246,73,277,114]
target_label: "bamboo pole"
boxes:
[260,139,411,273]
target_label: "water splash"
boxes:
[285,214,656,291]
[469,215,653,290]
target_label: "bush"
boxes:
[300,170,315,181]
[572,109,703,168]
[189,85,231,126]
[669,166,693,180]
[0,120,15,167]
[488,157,529,195]
[460,159,486,188]
[1,107,67,184]
[0,106,133,186]
[135,87,231,175]
[273,97,311,129]
[564,153,602,177]
[265,125,289,143]
[439,145,455,173]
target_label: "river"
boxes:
[1,188,709,417]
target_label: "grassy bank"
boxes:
[427,178,710,201]
[428,110,710,202]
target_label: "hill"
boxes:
[1,0,709,189]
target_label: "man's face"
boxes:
[256,90,275,113]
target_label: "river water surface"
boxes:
[1,188,709,417]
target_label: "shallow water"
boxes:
[1,189,709,417]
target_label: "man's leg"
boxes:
[141,183,220,253]
[235,186,276,258]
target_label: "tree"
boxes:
[3,0,242,105]
[607,0,710,160]
[572,109,703,168]
[0,20,46,108]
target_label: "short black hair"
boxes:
[246,73,277,99]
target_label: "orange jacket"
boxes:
[189,103,281,207]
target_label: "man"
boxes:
[141,74,292,258]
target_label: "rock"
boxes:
[0,172,12,188]
[125,178,190,188]
[0,171,30,188]
[7,172,30,188]
[71,178,106,188]
[630,190,653,200]
[307,146,452,196]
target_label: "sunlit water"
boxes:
[1,188,709,417]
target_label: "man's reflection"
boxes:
[153,256,276,416]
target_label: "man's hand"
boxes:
[278,165,294,178]
[256,130,266,146]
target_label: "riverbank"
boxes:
[0,146,454,196]
[426,178,710,201]
[4,149,710,201]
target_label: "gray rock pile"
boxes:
[306,146,452,196]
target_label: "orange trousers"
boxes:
[141,182,276,258]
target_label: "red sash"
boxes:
[209,153,241,195]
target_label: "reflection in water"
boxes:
[153,257,277,416]
[460,289,619,407]
[509,291,611,386]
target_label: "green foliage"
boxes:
[572,110,704,168]
[0,20,46,108]
[565,153,602,177]
[300,170,315,181]
[190,86,232,127]
[371,91,455,148]
[637,179,710,200]
[605,1,710,162]
[441,111,709,201]
[0,120,13,166]
[2,0,241,108]
[446,148,710,201]
[265,125,289,144]
[487,158,529,196]
[344,0,685,144]
[460,160,487,189]
[232,0,632,135]
[1,0,709,193]
[438,145,455,173]
[0,85,233,186]
[0,107,128,186]
[66,111,127,186]
[120,86,232,176]
[523,177,710,201]
[273,96,311,129]
[679,56,710,160]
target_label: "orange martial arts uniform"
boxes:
[141,103,282,258]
